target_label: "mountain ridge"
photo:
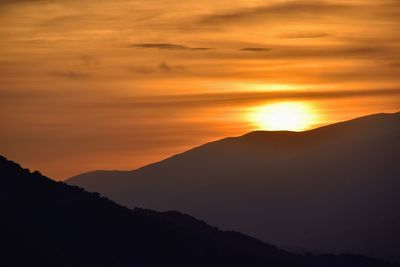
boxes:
[3,155,399,266]
[67,112,400,261]
[68,112,400,179]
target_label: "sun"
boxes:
[251,102,317,131]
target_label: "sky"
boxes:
[1,0,399,179]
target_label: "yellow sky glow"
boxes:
[251,102,318,131]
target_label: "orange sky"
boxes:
[1,0,399,179]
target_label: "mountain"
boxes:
[68,112,400,262]
[3,156,399,266]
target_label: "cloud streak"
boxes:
[240,48,272,52]
[129,62,186,74]
[281,32,329,39]
[197,1,351,26]
[101,88,400,109]
[0,0,43,5]
[130,43,212,51]
[49,71,88,80]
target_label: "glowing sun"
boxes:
[251,102,317,131]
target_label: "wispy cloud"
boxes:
[388,62,400,68]
[129,62,186,74]
[158,62,186,72]
[197,1,351,26]
[232,45,389,60]
[100,88,400,109]
[281,32,329,39]
[80,55,100,68]
[240,47,271,52]
[130,43,212,51]
[49,71,88,80]
[0,0,44,5]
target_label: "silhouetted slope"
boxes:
[68,112,400,261]
[5,156,398,266]
[0,155,288,267]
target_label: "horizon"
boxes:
[64,111,399,180]
[1,0,400,179]
[4,110,398,181]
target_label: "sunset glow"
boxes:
[1,1,399,264]
[252,102,317,131]
[0,0,399,178]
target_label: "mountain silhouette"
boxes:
[3,156,399,266]
[68,112,400,262]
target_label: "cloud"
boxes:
[232,45,389,60]
[80,55,100,68]
[281,32,329,39]
[240,48,271,52]
[0,0,46,9]
[158,62,185,72]
[285,46,386,58]
[129,62,186,74]
[50,71,88,80]
[0,89,50,100]
[130,43,212,51]
[0,0,43,4]
[129,66,156,74]
[100,88,400,109]
[197,1,351,26]
[388,62,400,68]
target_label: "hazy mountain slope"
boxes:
[68,112,400,261]
[4,156,397,267]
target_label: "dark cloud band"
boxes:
[130,43,211,51]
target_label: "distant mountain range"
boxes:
[4,156,400,266]
[68,112,400,262]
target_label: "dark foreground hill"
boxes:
[1,156,398,267]
[68,112,400,262]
